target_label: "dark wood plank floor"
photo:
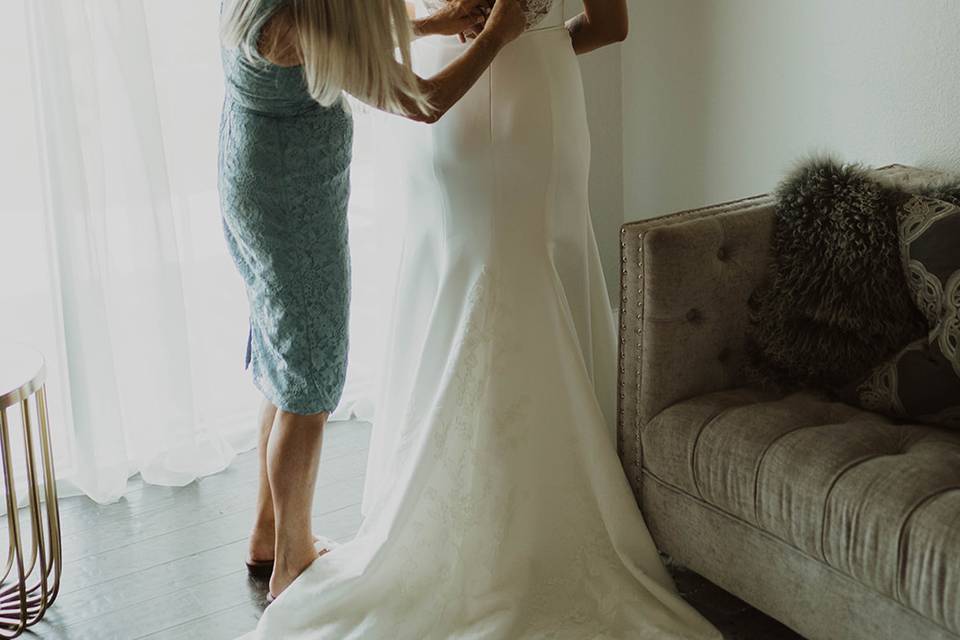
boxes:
[7,420,801,640]
[19,421,369,640]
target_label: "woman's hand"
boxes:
[413,0,491,39]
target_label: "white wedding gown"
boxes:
[241,2,721,638]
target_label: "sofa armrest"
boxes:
[617,196,776,492]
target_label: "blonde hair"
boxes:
[220,0,428,114]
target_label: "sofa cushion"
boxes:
[643,389,960,633]
[746,160,928,391]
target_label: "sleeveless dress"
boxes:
[219,0,353,415]
[240,2,721,639]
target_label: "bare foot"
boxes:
[269,543,330,598]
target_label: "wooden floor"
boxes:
[9,420,801,640]
[20,420,370,640]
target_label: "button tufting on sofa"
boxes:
[685,308,702,323]
[716,246,729,261]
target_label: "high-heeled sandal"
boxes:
[246,558,275,580]
[263,536,338,604]
[245,534,331,579]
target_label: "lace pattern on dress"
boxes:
[519,0,556,28]
[423,0,556,30]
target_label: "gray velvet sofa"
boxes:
[617,166,960,640]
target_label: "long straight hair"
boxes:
[220,0,428,114]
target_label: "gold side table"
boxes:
[0,344,61,638]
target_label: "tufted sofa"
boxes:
[617,166,960,640]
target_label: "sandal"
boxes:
[245,534,331,579]
[263,536,339,604]
[246,558,275,580]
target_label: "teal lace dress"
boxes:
[218,0,354,415]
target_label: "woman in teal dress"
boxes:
[218,0,526,598]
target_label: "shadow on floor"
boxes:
[669,562,805,640]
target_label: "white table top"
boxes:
[0,343,46,410]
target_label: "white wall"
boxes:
[623,0,960,220]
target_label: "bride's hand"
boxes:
[414,0,491,38]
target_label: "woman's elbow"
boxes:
[407,106,446,124]
[422,105,448,124]
[410,94,448,124]
[609,20,628,43]
[408,79,447,124]
[397,90,446,124]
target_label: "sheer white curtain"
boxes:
[1,0,393,503]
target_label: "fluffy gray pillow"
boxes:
[746,159,927,390]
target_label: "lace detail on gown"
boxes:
[517,0,556,28]
[423,0,557,29]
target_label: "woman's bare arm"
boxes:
[258,2,488,60]
[261,0,523,123]
[406,29,507,122]
[395,0,524,123]
[410,0,489,40]
[566,0,628,55]
[400,0,525,122]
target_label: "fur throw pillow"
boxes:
[747,159,926,390]
[746,159,928,390]
[748,159,960,419]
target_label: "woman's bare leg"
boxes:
[268,409,327,597]
[248,400,279,563]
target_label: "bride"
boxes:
[241,1,721,638]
